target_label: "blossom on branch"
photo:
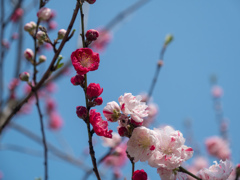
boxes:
[89,109,112,138]
[103,101,121,122]
[197,160,233,180]
[71,48,100,75]
[148,126,193,170]
[132,169,148,180]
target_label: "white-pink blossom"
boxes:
[118,93,148,125]
[127,126,158,162]
[197,160,233,180]
[205,136,231,160]
[102,132,121,148]
[148,126,193,169]
[157,167,187,180]
[103,101,121,122]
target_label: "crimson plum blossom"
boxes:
[89,109,112,138]
[86,29,99,41]
[76,106,88,120]
[70,74,85,86]
[86,83,103,99]
[71,48,100,75]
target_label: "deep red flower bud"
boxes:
[94,97,103,105]
[70,74,85,86]
[86,0,96,4]
[86,29,99,41]
[86,83,103,99]
[132,169,148,180]
[76,106,88,120]
[118,126,128,137]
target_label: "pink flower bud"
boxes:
[58,29,67,39]
[94,97,103,105]
[24,48,34,60]
[86,0,96,4]
[39,55,47,62]
[49,112,63,130]
[24,21,36,32]
[70,74,85,86]
[19,72,30,82]
[37,7,52,21]
[132,169,148,180]
[36,31,46,41]
[86,29,99,41]
[117,126,128,137]
[86,83,103,99]
[76,106,88,120]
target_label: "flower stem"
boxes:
[79,1,101,179]
[178,166,202,180]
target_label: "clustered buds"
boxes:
[24,21,37,36]
[36,31,47,41]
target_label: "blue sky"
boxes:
[1,0,240,179]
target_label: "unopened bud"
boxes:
[37,7,52,21]
[58,29,67,40]
[24,48,34,61]
[39,55,47,62]
[86,29,99,41]
[94,97,103,106]
[70,74,85,86]
[164,34,173,46]
[36,31,47,41]
[76,106,88,120]
[19,72,30,82]
[86,0,96,4]
[24,21,36,31]
[118,126,128,137]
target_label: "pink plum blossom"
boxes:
[148,126,193,170]
[102,132,121,148]
[91,29,112,52]
[157,167,187,180]
[11,8,24,22]
[103,101,121,122]
[118,93,148,125]
[205,136,231,160]
[104,143,127,168]
[71,48,100,75]
[48,112,63,130]
[127,126,158,162]
[132,169,148,180]
[197,160,233,180]
[211,86,223,98]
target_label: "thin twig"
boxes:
[9,122,89,171]
[178,166,202,180]
[0,1,80,134]
[35,92,48,180]
[105,0,150,30]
